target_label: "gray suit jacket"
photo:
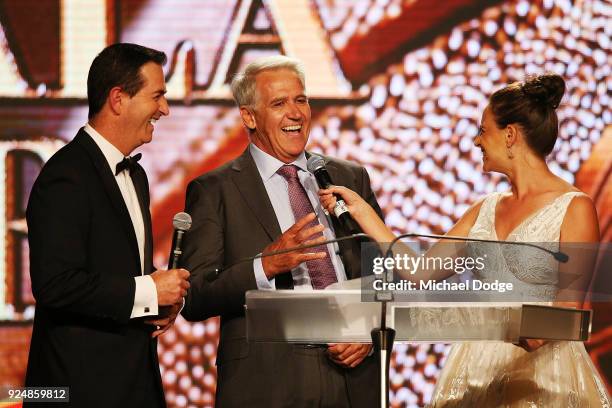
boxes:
[181,148,383,407]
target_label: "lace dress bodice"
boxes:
[467,191,584,301]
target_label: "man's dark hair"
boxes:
[87,43,167,120]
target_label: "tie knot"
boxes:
[115,153,142,175]
[276,164,299,181]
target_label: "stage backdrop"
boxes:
[0,0,610,406]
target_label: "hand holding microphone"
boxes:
[318,183,386,240]
[318,185,373,222]
[307,155,362,234]
[150,212,192,305]
[150,269,190,305]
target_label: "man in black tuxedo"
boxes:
[181,56,383,407]
[25,43,190,407]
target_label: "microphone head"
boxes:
[173,212,192,231]
[306,154,325,174]
[554,251,569,263]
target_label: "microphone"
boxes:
[386,233,569,263]
[307,155,361,234]
[168,212,192,269]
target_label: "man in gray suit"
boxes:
[181,55,383,407]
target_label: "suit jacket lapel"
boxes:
[230,149,282,241]
[75,129,141,275]
[132,165,154,275]
[230,149,294,288]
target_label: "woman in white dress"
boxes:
[318,74,611,407]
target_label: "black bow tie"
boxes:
[115,153,142,175]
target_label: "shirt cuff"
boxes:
[178,297,186,314]
[253,256,276,290]
[130,275,159,318]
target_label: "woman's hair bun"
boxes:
[521,73,565,109]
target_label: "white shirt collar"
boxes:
[84,123,128,174]
[249,143,308,180]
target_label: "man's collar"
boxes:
[249,143,307,180]
[84,123,126,170]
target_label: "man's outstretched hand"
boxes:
[262,213,328,279]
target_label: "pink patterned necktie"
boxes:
[276,165,338,289]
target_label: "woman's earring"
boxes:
[507,147,514,159]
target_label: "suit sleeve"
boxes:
[26,165,135,323]
[180,178,258,322]
[357,166,385,277]
[359,166,384,220]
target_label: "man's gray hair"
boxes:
[230,55,306,107]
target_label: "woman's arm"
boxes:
[319,186,395,242]
[522,194,600,352]
[319,186,486,281]
[556,194,600,306]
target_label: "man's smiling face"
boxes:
[122,61,169,152]
[245,68,311,163]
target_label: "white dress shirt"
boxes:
[249,144,347,290]
[84,124,158,318]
